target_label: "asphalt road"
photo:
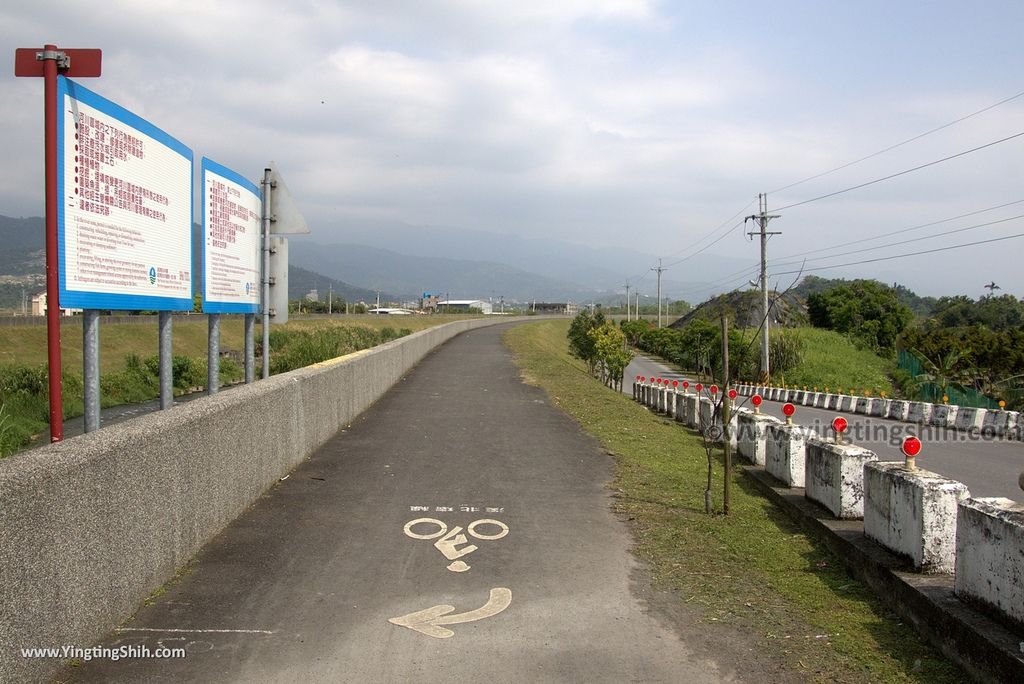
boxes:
[63,324,738,683]
[625,355,1024,502]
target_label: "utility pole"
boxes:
[328,283,333,315]
[624,282,631,321]
[745,193,781,383]
[721,314,731,515]
[651,259,666,328]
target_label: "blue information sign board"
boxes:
[57,76,193,310]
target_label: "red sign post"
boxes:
[15,46,102,442]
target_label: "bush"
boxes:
[807,280,912,351]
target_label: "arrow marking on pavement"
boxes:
[388,587,512,638]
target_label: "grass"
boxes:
[774,328,895,395]
[0,314,467,457]
[0,314,467,373]
[505,319,961,683]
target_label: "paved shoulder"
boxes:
[67,324,732,683]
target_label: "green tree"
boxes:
[590,322,633,390]
[567,311,600,372]
[807,280,912,351]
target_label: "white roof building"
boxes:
[436,300,493,314]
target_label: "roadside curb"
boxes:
[742,465,1024,683]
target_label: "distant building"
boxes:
[531,302,578,316]
[305,289,319,302]
[436,299,493,314]
[367,307,414,315]
[421,293,441,312]
[31,292,80,317]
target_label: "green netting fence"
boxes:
[897,349,1001,409]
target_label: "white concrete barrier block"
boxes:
[954,497,1024,626]
[930,404,958,428]
[698,397,714,431]
[839,395,854,412]
[870,399,890,417]
[765,423,813,488]
[981,410,1010,437]
[814,393,828,408]
[805,438,877,519]
[907,402,932,424]
[736,411,781,466]
[854,397,873,415]
[825,394,839,410]
[953,407,986,433]
[683,394,699,428]
[888,400,910,421]
[864,462,970,573]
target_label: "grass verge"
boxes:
[505,319,960,684]
[0,314,469,457]
[776,328,895,395]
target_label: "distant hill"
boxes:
[793,275,936,317]
[288,239,595,302]
[670,288,808,329]
[0,216,385,311]
[308,218,752,299]
[288,265,394,304]
[0,215,45,276]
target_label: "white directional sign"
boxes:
[389,588,512,639]
[57,76,193,310]
[201,158,260,313]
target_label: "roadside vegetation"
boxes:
[506,318,961,683]
[0,314,460,458]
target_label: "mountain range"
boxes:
[0,213,754,309]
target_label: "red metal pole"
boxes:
[44,44,64,442]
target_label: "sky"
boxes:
[4,0,1024,300]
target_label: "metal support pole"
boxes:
[746,194,780,383]
[159,311,173,409]
[83,309,100,432]
[721,314,731,515]
[261,168,273,379]
[759,198,770,381]
[244,313,255,383]
[43,44,63,442]
[208,313,220,394]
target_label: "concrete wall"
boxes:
[863,463,970,573]
[888,400,910,421]
[765,423,813,488]
[954,498,1024,627]
[907,401,932,425]
[0,317,519,684]
[930,403,958,428]
[954,407,986,433]
[804,438,877,519]
[736,411,781,466]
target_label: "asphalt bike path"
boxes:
[625,354,1023,501]
[65,324,736,683]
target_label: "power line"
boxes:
[774,129,1024,212]
[772,198,1024,262]
[663,221,745,269]
[770,213,1024,272]
[771,231,1024,276]
[659,199,757,264]
[768,88,1024,195]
